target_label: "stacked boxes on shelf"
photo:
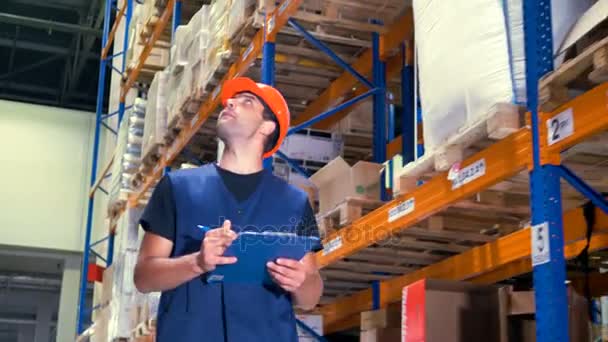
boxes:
[141,69,170,169]
[108,98,147,216]
[165,0,255,130]
[273,129,343,210]
[93,207,162,340]
[126,0,171,81]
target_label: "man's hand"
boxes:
[197,219,238,273]
[266,258,314,293]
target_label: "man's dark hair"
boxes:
[248,92,280,154]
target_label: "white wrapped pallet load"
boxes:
[169,25,192,75]
[108,98,147,213]
[188,4,209,37]
[412,0,592,155]
[166,68,185,128]
[227,0,255,39]
[143,70,169,161]
[115,206,143,253]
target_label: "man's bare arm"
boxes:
[133,233,203,293]
[134,221,238,293]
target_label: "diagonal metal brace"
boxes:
[289,88,378,135]
[275,150,311,178]
[559,164,608,215]
[287,18,374,89]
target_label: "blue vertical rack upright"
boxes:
[524,0,608,341]
[78,0,133,334]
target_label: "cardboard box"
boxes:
[331,99,373,135]
[401,279,591,342]
[296,314,323,338]
[360,328,401,342]
[402,279,502,342]
[310,157,383,214]
[361,303,401,331]
[498,286,590,342]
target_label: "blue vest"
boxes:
[155,164,310,342]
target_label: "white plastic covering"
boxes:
[143,70,169,158]
[413,0,592,154]
[108,98,146,209]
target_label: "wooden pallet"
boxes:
[316,197,384,238]
[131,318,157,340]
[540,31,608,112]
[394,103,524,195]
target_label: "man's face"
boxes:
[217,92,266,144]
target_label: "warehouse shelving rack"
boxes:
[80,1,608,341]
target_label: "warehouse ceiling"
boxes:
[0,0,107,112]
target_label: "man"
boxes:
[134,77,324,342]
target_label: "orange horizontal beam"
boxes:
[101,0,127,60]
[543,82,608,156]
[385,125,424,160]
[291,10,413,129]
[128,0,304,206]
[322,207,608,333]
[89,154,114,198]
[120,0,175,102]
[380,9,414,58]
[317,128,532,268]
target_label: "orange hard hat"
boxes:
[221,77,290,158]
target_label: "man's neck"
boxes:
[218,143,264,175]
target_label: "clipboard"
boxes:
[200,229,321,284]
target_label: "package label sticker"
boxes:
[531,222,550,267]
[322,237,342,256]
[242,43,254,61]
[267,15,276,33]
[451,158,486,190]
[547,108,574,146]
[388,198,415,223]
[279,0,291,15]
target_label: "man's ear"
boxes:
[258,120,276,137]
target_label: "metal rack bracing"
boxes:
[80,1,608,341]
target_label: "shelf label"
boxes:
[531,222,550,267]
[547,108,574,146]
[388,198,415,223]
[322,236,342,256]
[242,43,254,62]
[450,158,486,190]
[279,0,291,15]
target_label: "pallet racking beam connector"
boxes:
[287,18,374,90]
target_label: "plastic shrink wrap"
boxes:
[108,98,146,213]
[412,0,592,154]
[142,70,169,160]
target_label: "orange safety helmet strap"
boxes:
[221,77,290,159]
